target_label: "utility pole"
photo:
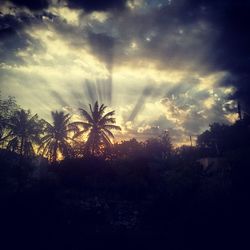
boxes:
[190,135,193,147]
[238,101,242,120]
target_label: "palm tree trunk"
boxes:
[18,136,25,191]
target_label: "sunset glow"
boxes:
[0,1,248,246]
[0,0,246,146]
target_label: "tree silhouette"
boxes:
[6,109,42,157]
[38,111,78,162]
[113,138,144,159]
[0,95,19,145]
[145,131,173,159]
[74,102,121,156]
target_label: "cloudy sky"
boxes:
[1,0,250,145]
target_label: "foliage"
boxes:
[197,117,250,155]
[144,131,172,160]
[74,101,121,156]
[6,109,43,157]
[0,98,241,248]
[112,138,145,159]
[38,111,79,162]
[0,95,19,144]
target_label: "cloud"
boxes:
[4,0,49,11]
[66,0,127,12]
[0,10,46,64]
[1,0,247,145]
[179,0,250,111]
[109,0,250,113]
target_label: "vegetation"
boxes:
[5,109,42,157]
[0,97,122,161]
[74,101,121,156]
[0,95,19,144]
[0,95,248,249]
[38,111,78,162]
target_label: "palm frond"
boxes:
[79,108,94,124]
[73,129,88,139]
[100,117,116,125]
[104,124,121,131]
[103,128,115,138]
[99,104,107,116]
[70,121,92,129]
[101,131,112,147]
[99,111,115,124]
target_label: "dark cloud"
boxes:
[101,0,216,75]
[0,13,44,64]
[87,31,115,67]
[87,31,116,104]
[110,0,250,112]
[5,0,49,11]
[67,0,127,12]
[180,0,250,111]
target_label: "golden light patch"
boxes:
[130,42,138,49]
[198,71,227,91]
[137,125,151,133]
[203,97,215,109]
[90,11,109,23]
[224,86,235,95]
[50,6,80,25]
[225,113,238,123]
[56,150,64,161]
[159,99,189,124]
[127,0,144,9]
[18,27,109,80]
[175,138,196,148]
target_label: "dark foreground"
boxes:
[0,148,247,249]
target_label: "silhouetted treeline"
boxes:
[0,94,249,249]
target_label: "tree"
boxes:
[6,109,42,157]
[145,131,173,159]
[0,95,19,145]
[74,102,121,156]
[38,111,78,162]
[113,138,145,159]
[197,123,230,155]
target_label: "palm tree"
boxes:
[7,109,42,157]
[74,101,121,156]
[38,111,78,162]
[0,95,19,145]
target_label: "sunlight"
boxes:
[198,71,228,91]
[49,6,81,25]
[225,113,238,123]
[0,1,243,147]
[90,11,110,23]
[0,1,245,244]
[56,150,64,161]
[203,97,215,109]
[26,28,109,79]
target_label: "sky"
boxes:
[0,0,250,145]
